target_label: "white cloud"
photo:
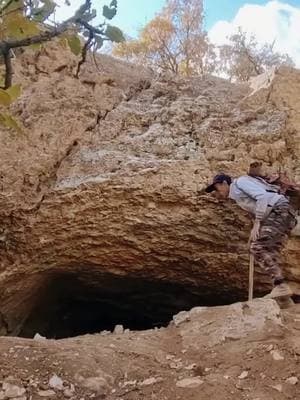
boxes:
[208,1,300,67]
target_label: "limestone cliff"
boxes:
[0,43,299,335]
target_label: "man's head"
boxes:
[205,174,232,199]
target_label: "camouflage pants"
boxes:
[250,203,297,284]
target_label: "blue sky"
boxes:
[109,0,300,36]
[112,0,271,36]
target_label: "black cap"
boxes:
[205,174,232,193]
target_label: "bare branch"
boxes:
[0,24,70,51]
[3,48,13,89]
[75,30,94,78]
[76,18,106,36]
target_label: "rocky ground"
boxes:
[0,299,300,400]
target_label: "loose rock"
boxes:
[270,350,284,361]
[271,384,283,392]
[37,389,56,397]
[33,333,47,341]
[238,371,249,379]
[139,377,162,386]
[176,377,204,388]
[49,374,64,390]
[113,325,124,335]
[286,376,298,385]
[3,382,26,398]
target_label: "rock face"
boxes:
[0,43,299,336]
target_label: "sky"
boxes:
[55,0,300,66]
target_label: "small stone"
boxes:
[238,371,249,380]
[37,389,56,397]
[184,364,197,371]
[176,377,204,388]
[63,388,75,398]
[49,374,64,390]
[139,377,162,386]
[169,362,183,369]
[286,376,298,385]
[271,384,283,392]
[81,377,108,393]
[39,383,49,391]
[173,311,190,326]
[34,333,47,340]
[122,380,137,387]
[266,345,274,352]
[113,325,124,334]
[166,355,175,360]
[271,350,284,361]
[3,382,26,398]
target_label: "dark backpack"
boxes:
[248,162,300,211]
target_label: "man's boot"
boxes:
[265,283,293,308]
[268,282,293,299]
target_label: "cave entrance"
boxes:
[19,270,238,339]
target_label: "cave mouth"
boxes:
[18,270,240,339]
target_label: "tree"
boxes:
[0,0,124,130]
[114,0,215,76]
[218,28,294,82]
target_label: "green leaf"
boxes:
[103,5,117,20]
[67,35,82,56]
[0,112,21,133]
[5,13,40,39]
[105,25,125,43]
[0,89,11,106]
[6,84,21,101]
[31,0,56,22]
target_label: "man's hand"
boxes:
[250,220,261,242]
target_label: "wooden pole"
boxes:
[248,253,254,301]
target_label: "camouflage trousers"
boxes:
[250,203,297,284]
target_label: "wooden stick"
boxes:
[248,253,254,301]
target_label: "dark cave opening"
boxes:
[19,271,242,339]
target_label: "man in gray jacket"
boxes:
[205,173,297,299]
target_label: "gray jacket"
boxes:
[229,176,288,220]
